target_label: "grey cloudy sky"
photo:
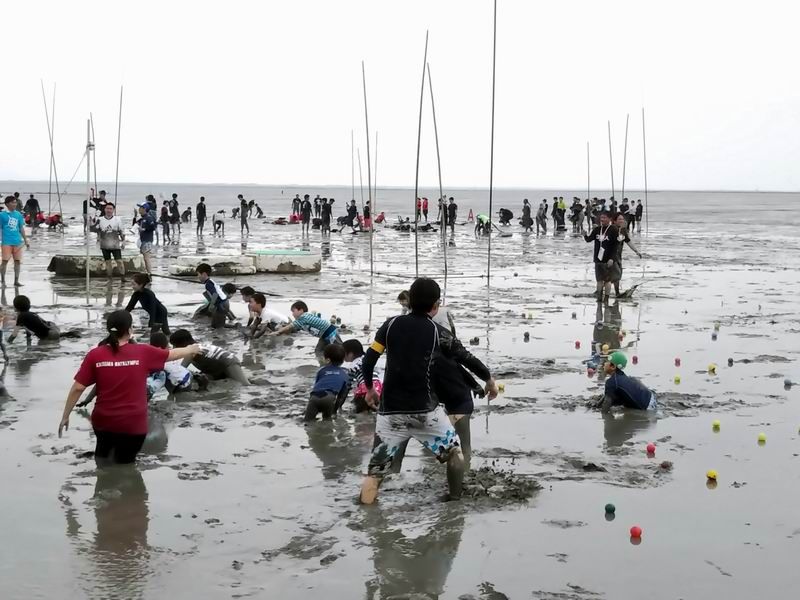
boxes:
[3,0,799,190]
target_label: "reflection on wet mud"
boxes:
[603,410,657,448]
[362,507,465,600]
[304,416,373,481]
[64,467,150,600]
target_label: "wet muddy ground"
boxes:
[0,188,798,599]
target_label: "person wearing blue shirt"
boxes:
[194,263,231,329]
[271,300,342,363]
[304,344,350,421]
[599,352,657,413]
[0,195,30,287]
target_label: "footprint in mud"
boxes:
[542,519,587,529]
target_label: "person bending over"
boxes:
[594,352,657,413]
[305,344,350,421]
[270,301,342,363]
[125,273,170,335]
[169,329,250,385]
[8,295,80,343]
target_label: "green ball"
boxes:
[605,503,616,514]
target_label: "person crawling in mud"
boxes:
[169,329,250,385]
[246,293,291,339]
[359,277,465,505]
[343,339,382,413]
[194,263,231,329]
[148,332,209,395]
[7,295,81,343]
[270,301,342,363]
[304,343,350,421]
[594,352,657,413]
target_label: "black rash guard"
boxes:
[584,225,620,263]
[362,312,439,415]
[125,288,168,324]
[433,324,492,414]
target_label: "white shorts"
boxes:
[367,405,460,477]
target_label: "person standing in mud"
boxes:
[536,200,548,235]
[196,197,207,236]
[313,196,321,219]
[446,197,457,235]
[611,213,642,298]
[58,310,200,466]
[300,195,313,233]
[169,193,181,235]
[634,199,644,232]
[521,199,533,232]
[320,198,333,235]
[584,211,620,301]
[136,203,157,274]
[359,277,465,504]
[238,194,250,235]
[0,196,30,287]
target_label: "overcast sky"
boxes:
[3,0,799,190]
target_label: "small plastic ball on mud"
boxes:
[758,432,766,443]
[728,358,734,366]
[571,312,577,319]
[646,443,656,454]
[523,331,530,338]
[714,321,721,331]
[587,368,596,377]
[785,378,793,387]
[674,375,681,384]
[362,325,370,332]
[629,526,642,538]
[575,340,582,349]
[605,503,616,514]
[632,355,639,365]
[514,272,518,277]
[601,344,609,353]
[521,312,527,319]
[706,469,718,481]
[497,383,505,393]
[674,357,681,367]
[712,419,721,430]
[711,332,718,341]
[708,364,717,374]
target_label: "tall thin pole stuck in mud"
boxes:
[642,106,649,234]
[426,62,448,291]
[412,31,429,278]
[586,141,590,202]
[607,120,615,200]
[85,119,94,300]
[361,61,374,280]
[114,86,123,208]
[487,0,498,285]
[41,80,62,216]
[351,130,355,202]
[90,114,98,197]
[620,113,629,202]
[373,131,378,217]
[357,148,365,211]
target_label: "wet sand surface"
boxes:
[0,189,798,599]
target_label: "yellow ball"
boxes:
[498,383,505,392]
[708,364,717,374]
[758,432,766,443]
[601,344,610,353]
[706,469,717,481]
[674,375,681,384]
[712,420,721,429]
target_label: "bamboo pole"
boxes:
[412,31,429,278]
[113,86,123,210]
[607,120,615,201]
[427,62,448,288]
[642,106,649,234]
[621,113,629,204]
[40,81,62,217]
[487,0,498,285]
[361,61,373,280]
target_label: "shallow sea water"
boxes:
[0,182,798,599]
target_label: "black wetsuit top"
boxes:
[635,204,643,218]
[585,225,620,263]
[447,203,457,223]
[125,288,168,324]
[363,312,439,415]
[301,200,313,220]
[321,203,333,223]
[433,324,491,414]
[17,311,53,339]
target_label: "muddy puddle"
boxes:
[0,188,799,599]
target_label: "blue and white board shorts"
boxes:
[647,392,658,411]
[367,405,460,477]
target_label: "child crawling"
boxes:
[169,329,250,385]
[147,332,209,397]
[305,343,350,421]
[8,295,80,343]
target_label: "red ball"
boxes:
[646,443,656,454]
[630,526,642,538]
[575,341,581,349]
[632,355,639,365]
[674,358,681,367]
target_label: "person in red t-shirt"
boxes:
[58,310,199,465]
[422,197,429,222]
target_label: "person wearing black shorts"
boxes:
[93,203,126,279]
[584,211,620,302]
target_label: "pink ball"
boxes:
[632,355,639,365]
[646,443,656,454]
[575,340,581,349]
[674,357,681,367]
[630,526,642,538]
